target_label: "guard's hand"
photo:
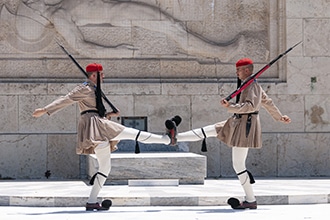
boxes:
[32,108,47,118]
[220,99,230,108]
[280,115,291,124]
[105,110,120,120]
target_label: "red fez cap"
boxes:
[86,63,103,72]
[236,58,253,67]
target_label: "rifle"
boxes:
[225,41,302,101]
[56,41,119,113]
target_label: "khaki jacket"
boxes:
[44,80,124,154]
[215,81,282,148]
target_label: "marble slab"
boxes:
[87,153,207,184]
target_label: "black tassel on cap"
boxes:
[135,131,141,154]
[201,128,207,152]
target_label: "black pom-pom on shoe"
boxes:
[171,115,182,126]
[101,199,112,209]
[165,119,175,130]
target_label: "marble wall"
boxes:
[0,0,329,180]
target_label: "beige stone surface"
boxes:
[47,134,80,179]
[19,95,77,133]
[0,95,18,133]
[88,153,207,184]
[0,0,329,180]
[278,133,330,177]
[0,135,47,179]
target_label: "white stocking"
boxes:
[87,141,111,204]
[177,124,217,142]
[113,127,170,144]
[232,147,256,202]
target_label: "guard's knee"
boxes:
[237,170,255,184]
[89,172,108,185]
[232,160,245,173]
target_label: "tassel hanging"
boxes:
[247,170,255,184]
[201,138,207,152]
[89,173,97,185]
[135,131,141,154]
[201,128,207,152]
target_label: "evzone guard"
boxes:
[166,58,291,209]
[33,63,179,211]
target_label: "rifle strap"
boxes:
[95,72,106,117]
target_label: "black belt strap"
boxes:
[234,111,259,118]
[81,110,99,115]
[233,111,259,137]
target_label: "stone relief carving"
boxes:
[0,0,271,61]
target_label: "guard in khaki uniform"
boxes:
[174,58,291,209]
[33,63,177,211]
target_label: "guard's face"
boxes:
[89,72,105,84]
[236,66,251,81]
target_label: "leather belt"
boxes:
[234,111,259,119]
[233,111,259,137]
[80,110,99,115]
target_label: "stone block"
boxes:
[0,83,47,95]
[304,19,330,57]
[134,95,191,132]
[132,24,179,56]
[163,83,218,96]
[0,95,18,133]
[116,140,182,153]
[102,82,161,96]
[102,59,161,78]
[259,94,304,132]
[128,179,179,186]
[286,19,303,57]
[19,95,77,133]
[287,0,330,18]
[278,133,330,177]
[305,95,330,132]
[48,83,79,95]
[191,94,228,128]
[0,135,47,179]
[99,95,135,117]
[196,138,222,178]
[47,134,80,179]
[87,152,207,184]
[160,60,216,79]
[287,57,330,95]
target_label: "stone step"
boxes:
[128,179,179,186]
[87,152,207,185]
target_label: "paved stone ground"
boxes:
[1,204,330,220]
[0,178,329,207]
